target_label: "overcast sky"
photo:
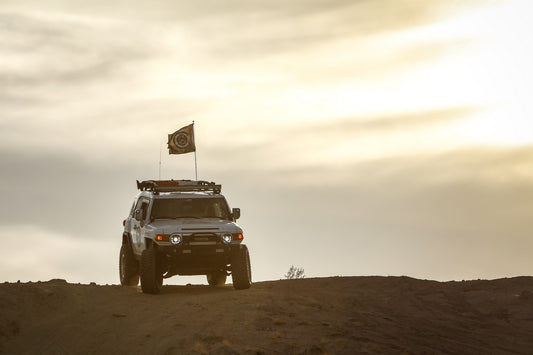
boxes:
[1,0,533,284]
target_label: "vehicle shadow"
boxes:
[159,284,235,295]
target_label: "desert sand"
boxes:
[1,276,533,354]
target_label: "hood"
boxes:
[146,218,242,235]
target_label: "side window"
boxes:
[134,198,149,220]
[140,201,149,220]
[134,199,144,212]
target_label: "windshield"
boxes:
[151,197,231,220]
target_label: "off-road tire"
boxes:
[140,246,164,294]
[207,271,227,286]
[231,245,252,290]
[119,244,139,286]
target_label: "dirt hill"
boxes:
[1,276,533,354]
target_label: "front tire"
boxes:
[140,246,164,294]
[119,244,139,286]
[207,271,227,286]
[231,245,252,290]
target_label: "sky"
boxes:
[1,0,533,284]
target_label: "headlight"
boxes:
[170,234,183,245]
[222,233,232,244]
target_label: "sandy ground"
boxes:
[1,276,533,354]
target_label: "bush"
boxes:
[285,265,305,279]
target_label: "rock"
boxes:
[49,279,67,283]
[519,290,532,300]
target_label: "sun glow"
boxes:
[419,0,533,147]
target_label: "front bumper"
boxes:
[157,233,242,276]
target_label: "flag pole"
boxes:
[159,139,162,179]
[193,121,198,181]
[194,151,198,181]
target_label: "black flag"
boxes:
[167,123,196,154]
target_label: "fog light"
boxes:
[222,233,232,244]
[170,234,182,245]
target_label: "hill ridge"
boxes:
[2,276,533,354]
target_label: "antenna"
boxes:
[159,139,162,179]
[193,120,198,181]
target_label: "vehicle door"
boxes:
[131,198,150,255]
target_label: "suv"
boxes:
[119,179,251,294]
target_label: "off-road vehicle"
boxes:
[119,179,251,294]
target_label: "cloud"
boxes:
[0,148,149,240]
[1,0,474,24]
[196,106,477,172]
[1,0,529,283]
[0,10,154,97]
[160,0,481,65]
[1,144,533,283]
[226,146,533,280]
[298,106,476,136]
[0,0,484,163]
[1,0,479,74]
[4,143,531,241]
[0,224,116,283]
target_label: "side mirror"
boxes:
[232,208,240,220]
[134,209,143,221]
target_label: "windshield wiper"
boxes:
[153,216,200,220]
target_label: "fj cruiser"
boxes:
[119,179,251,294]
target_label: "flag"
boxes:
[167,123,196,154]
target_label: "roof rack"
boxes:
[136,180,222,194]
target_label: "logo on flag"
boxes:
[168,123,195,154]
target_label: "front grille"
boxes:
[187,233,219,246]
[182,227,219,231]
